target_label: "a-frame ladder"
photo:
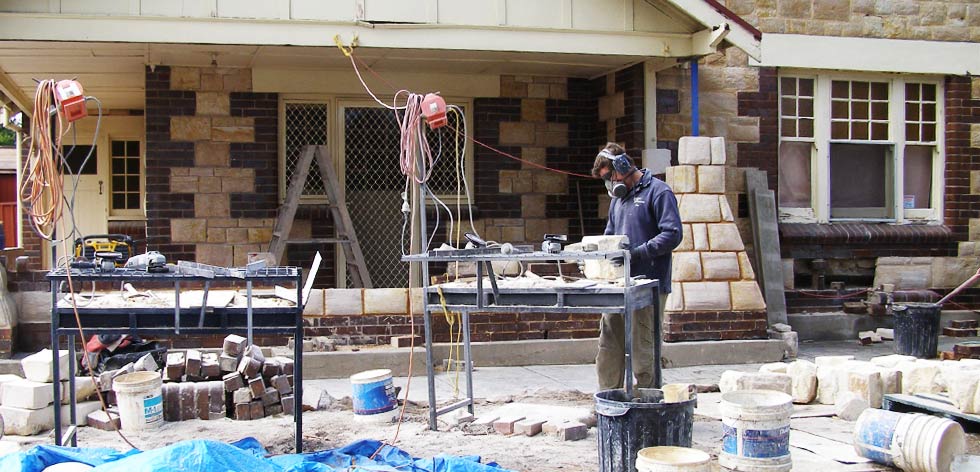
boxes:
[268,145,372,288]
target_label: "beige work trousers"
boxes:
[595,294,666,391]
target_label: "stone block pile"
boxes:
[720,354,980,420]
[943,319,979,338]
[663,136,767,342]
[0,349,102,436]
[215,334,295,421]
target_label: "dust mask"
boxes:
[604,178,628,199]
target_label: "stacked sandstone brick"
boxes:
[663,136,767,342]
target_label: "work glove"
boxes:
[610,248,643,267]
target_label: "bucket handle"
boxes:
[595,401,630,417]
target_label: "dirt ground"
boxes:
[67,392,601,472]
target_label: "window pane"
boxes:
[906,123,920,141]
[872,122,889,140]
[905,83,920,101]
[782,98,796,116]
[112,176,125,190]
[832,121,849,139]
[112,194,125,209]
[922,84,936,101]
[851,121,868,139]
[779,142,811,208]
[906,102,919,121]
[126,158,140,174]
[921,103,936,121]
[853,82,869,99]
[799,118,814,138]
[830,143,892,218]
[781,77,796,95]
[871,82,888,100]
[852,102,869,120]
[111,141,125,157]
[127,194,140,209]
[799,98,813,117]
[126,141,140,156]
[871,102,888,120]
[112,159,125,174]
[832,81,849,98]
[126,176,140,191]
[921,123,935,142]
[904,145,932,209]
[61,146,97,175]
[781,119,796,137]
[799,78,814,96]
[832,101,849,119]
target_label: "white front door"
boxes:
[58,144,107,242]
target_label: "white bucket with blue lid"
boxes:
[350,369,396,415]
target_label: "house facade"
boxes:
[0,0,977,353]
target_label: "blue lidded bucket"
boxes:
[719,390,793,472]
[853,409,904,467]
[350,369,396,415]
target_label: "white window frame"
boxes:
[107,137,145,218]
[777,70,945,224]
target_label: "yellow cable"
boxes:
[436,286,462,396]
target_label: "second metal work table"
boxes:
[402,249,662,430]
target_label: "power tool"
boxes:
[71,234,135,272]
[124,251,170,273]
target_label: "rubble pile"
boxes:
[0,349,101,435]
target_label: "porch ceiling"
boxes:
[0,41,660,114]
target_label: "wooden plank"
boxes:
[790,430,870,464]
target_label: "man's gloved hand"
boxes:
[610,247,642,267]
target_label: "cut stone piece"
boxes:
[719,371,745,394]
[281,395,295,416]
[759,363,788,374]
[2,379,54,409]
[60,400,103,425]
[692,224,708,250]
[815,356,854,405]
[493,415,526,435]
[0,405,54,435]
[218,354,239,373]
[249,400,264,420]
[899,360,942,395]
[680,194,721,223]
[165,352,185,381]
[677,225,693,251]
[731,281,766,311]
[678,136,711,165]
[0,374,23,399]
[835,391,869,421]
[514,418,545,436]
[672,252,703,282]
[243,345,265,364]
[682,281,731,311]
[876,328,895,340]
[248,377,265,398]
[843,366,883,409]
[697,165,725,194]
[558,421,589,441]
[580,235,628,281]
[237,356,262,379]
[737,373,792,396]
[946,370,980,413]
[87,410,121,431]
[21,349,70,383]
[707,223,745,251]
[185,350,202,379]
[787,359,818,404]
[666,165,697,194]
[223,334,247,356]
[134,353,159,372]
[870,354,915,369]
[60,377,97,404]
[234,402,251,421]
[710,137,726,165]
[701,252,740,280]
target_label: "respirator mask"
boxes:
[599,150,635,199]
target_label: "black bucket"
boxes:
[594,388,696,472]
[893,302,941,358]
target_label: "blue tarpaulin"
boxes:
[0,437,513,472]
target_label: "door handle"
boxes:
[99,180,103,195]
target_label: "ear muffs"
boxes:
[599,150,634,175]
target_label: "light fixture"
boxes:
[210,53,218,67]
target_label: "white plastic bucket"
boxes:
[350,369,396,416]
[718,390,793,472]
[636,446,710,472]
[854,409,965,472]
[112,371,163,431]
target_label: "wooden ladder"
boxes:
[268,145,373,288]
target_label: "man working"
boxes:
[592,142,682,391]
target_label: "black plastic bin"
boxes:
[595,388,696,472]
[893,302,941,358]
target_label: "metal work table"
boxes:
[46,266,305,451]
[402,249,661,430]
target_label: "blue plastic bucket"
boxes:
[853,409,904,467]
[854,409,966,471]
[719,390,792,471]
[350,369,396,415]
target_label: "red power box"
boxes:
[54,80,87,122]
[421,93,447,129]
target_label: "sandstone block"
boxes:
[60,377,96,405]
[899,360,942,395]
[945,370,980,413]
[870,354,915,369]
[0,374,22,399]
[737,373,792,396]
[134,353,159,373]
[666,165,697,193]
[707,223,745,251]
[324,289,364,315]
[672,252,703,282]
[815,356,854,404]
[759,363,788,374]
[195,384,211,421]
[835,391,869,421]
[171,219,207,243]
[738,252,756,279]
[196,92,230,116]
[677,225,693,251]
[261,388,280,407]
[233,387,252,404]
[22,349,70,383]
[771,330,799,359]
[880,368,902,395]
[710,137,726,165]
[680,194,721,223]
[664,284,683,312]
[788,359,817,404]
[0,405,54,435]
[720,197,735,222]
[194,141,230,167]
[678,136,711,165]
[171,116,211,141]
[682,282,731,311]
[211,117,254,142]
[702,252,740,280]
[698,166,725,194]
[364,288,408,314]
[581,235,628,281]
[2,379,54,409]
[693,224,709,250]
[272,375,292,396]
[719,370,745,394]
[843,366,883,409]
[731,281,766,311]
